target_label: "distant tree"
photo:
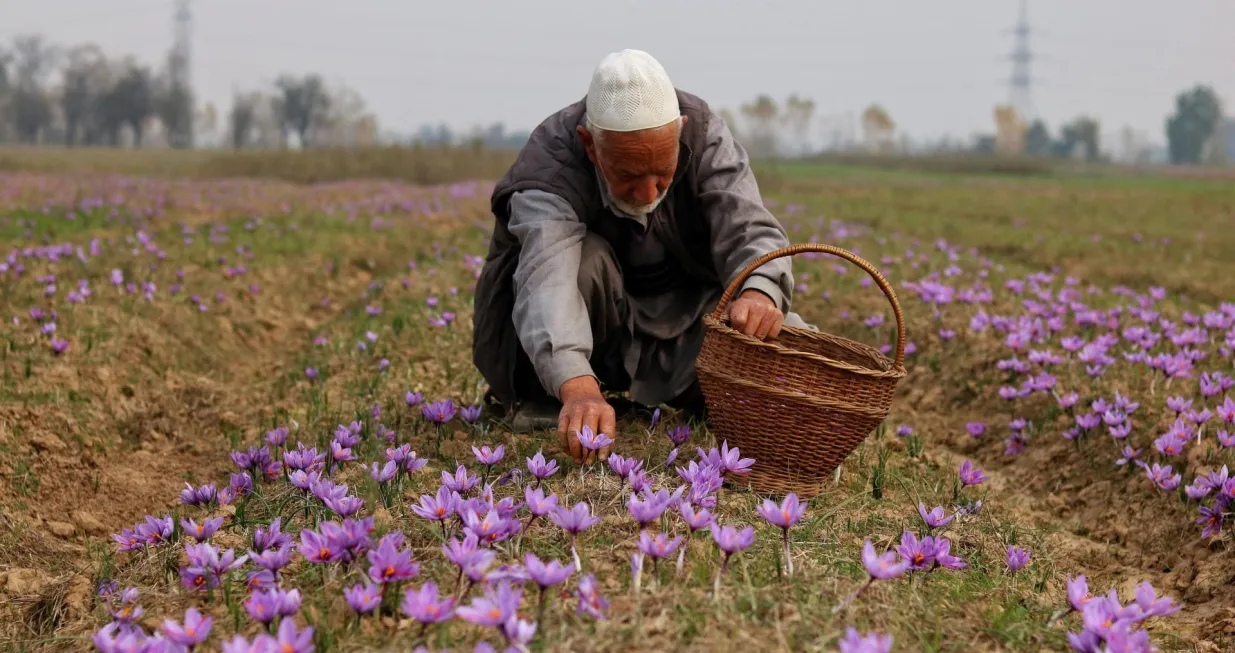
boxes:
[860,104,895,153]
[9,35,57,143]
[157,78,194,148]
[110,60,155,146]
[1057,116,1100,161]
[60,44,109,146]
[1024,120,1052,157]
[739,94,779,157]
[1165,85,1222,165]
[229,91,261,149]
[780,94,816,156]
[273,74,331,148]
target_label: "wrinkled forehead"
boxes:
[597,124,681,174]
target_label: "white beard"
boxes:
[609,189,668,217]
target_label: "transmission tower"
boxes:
[168,0,194,148]
[1006,0,1035,122]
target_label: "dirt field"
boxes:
[1,160,1233,652]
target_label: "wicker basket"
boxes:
[695,243,908,499]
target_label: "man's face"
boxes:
[579,117,685,217]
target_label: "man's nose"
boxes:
[631,177,658,204]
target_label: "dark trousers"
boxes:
[511,233,632,406]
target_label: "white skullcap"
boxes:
[586,49,680,133]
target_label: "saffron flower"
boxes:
[897,531,937,571]
[526,450,559,486]
[367,532,419,584]
[442,465,481,493]
[344,583,382,615]
[457,580,521,628]
[861,538,909,580]
[917,503,955,530]
[550,501,601,572]
[575,425,615,454]
[756,493,807,577]
[575,574,610,620]
[838,627,893,653]
[402,581,455,626]
[711,524,755,581]
[966,422,987,437]
[525,553,575,619]
[958,460,988,487]
[1006,545,1031,572]
[180,517,223,543]
[460,404,483,424]
[162,607,212,649]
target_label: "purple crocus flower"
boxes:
[405,391,424,407]
[179,517,223,543]
[442,465,481,493]
[253,517,293,552]
[1067,575,1091,612]
[627,490,671,529]
[932,537,967,570]
[667,425,691,446]
[367,532,420,584]
[422,399,457,424]
[465,443,504,466]
[299,528,342,565]
[861,538,909,580]
[838,627,893,653]
[966,422,987,437]
[268,617,314,653]
[958,460,988,486]
[757,493,807,577]
[575,574,610,620]
[1197,505,1224,539]
[244,587,300,625]
[711,524,755,577]
[456,580,521,627]
[637,531,684,571]
[412,486,459,528]
[897,531,937,571]
[162,607,212,649]
[460,404,483,424]
[575,425,615,454]
[550,501,601,572]
[344,583,382,615]
[402,581,455,625]
[917,503,955,530]
[607,454,644,480]
[1005,545,1031,572]
[526,450,559,485]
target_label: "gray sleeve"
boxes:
[695,112,794,312]
[506,190,596,398]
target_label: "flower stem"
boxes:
[571,538,582,574]
[537,586,548,625]
[782,528,794,578]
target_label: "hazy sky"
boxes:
[5,0,1232,144]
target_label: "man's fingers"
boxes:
[754,308,777,340]
[729,299,749,331]
[742,308,765,336]
[767,312,784,340]
[598,406,617,461]
[566,410,584,464]
[583,406,603,464]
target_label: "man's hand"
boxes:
[557,376,616,465]
[728,289,784,341]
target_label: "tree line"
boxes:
[723,85,1229,165]
[0,35,379,150]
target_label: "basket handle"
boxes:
[711,243,907,368]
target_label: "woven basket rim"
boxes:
[695,365,893,418]
[702,315,908,380]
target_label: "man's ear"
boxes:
[577,126,598,165]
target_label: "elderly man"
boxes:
[474,49,810,463]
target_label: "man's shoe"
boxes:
[510,401,561,434]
